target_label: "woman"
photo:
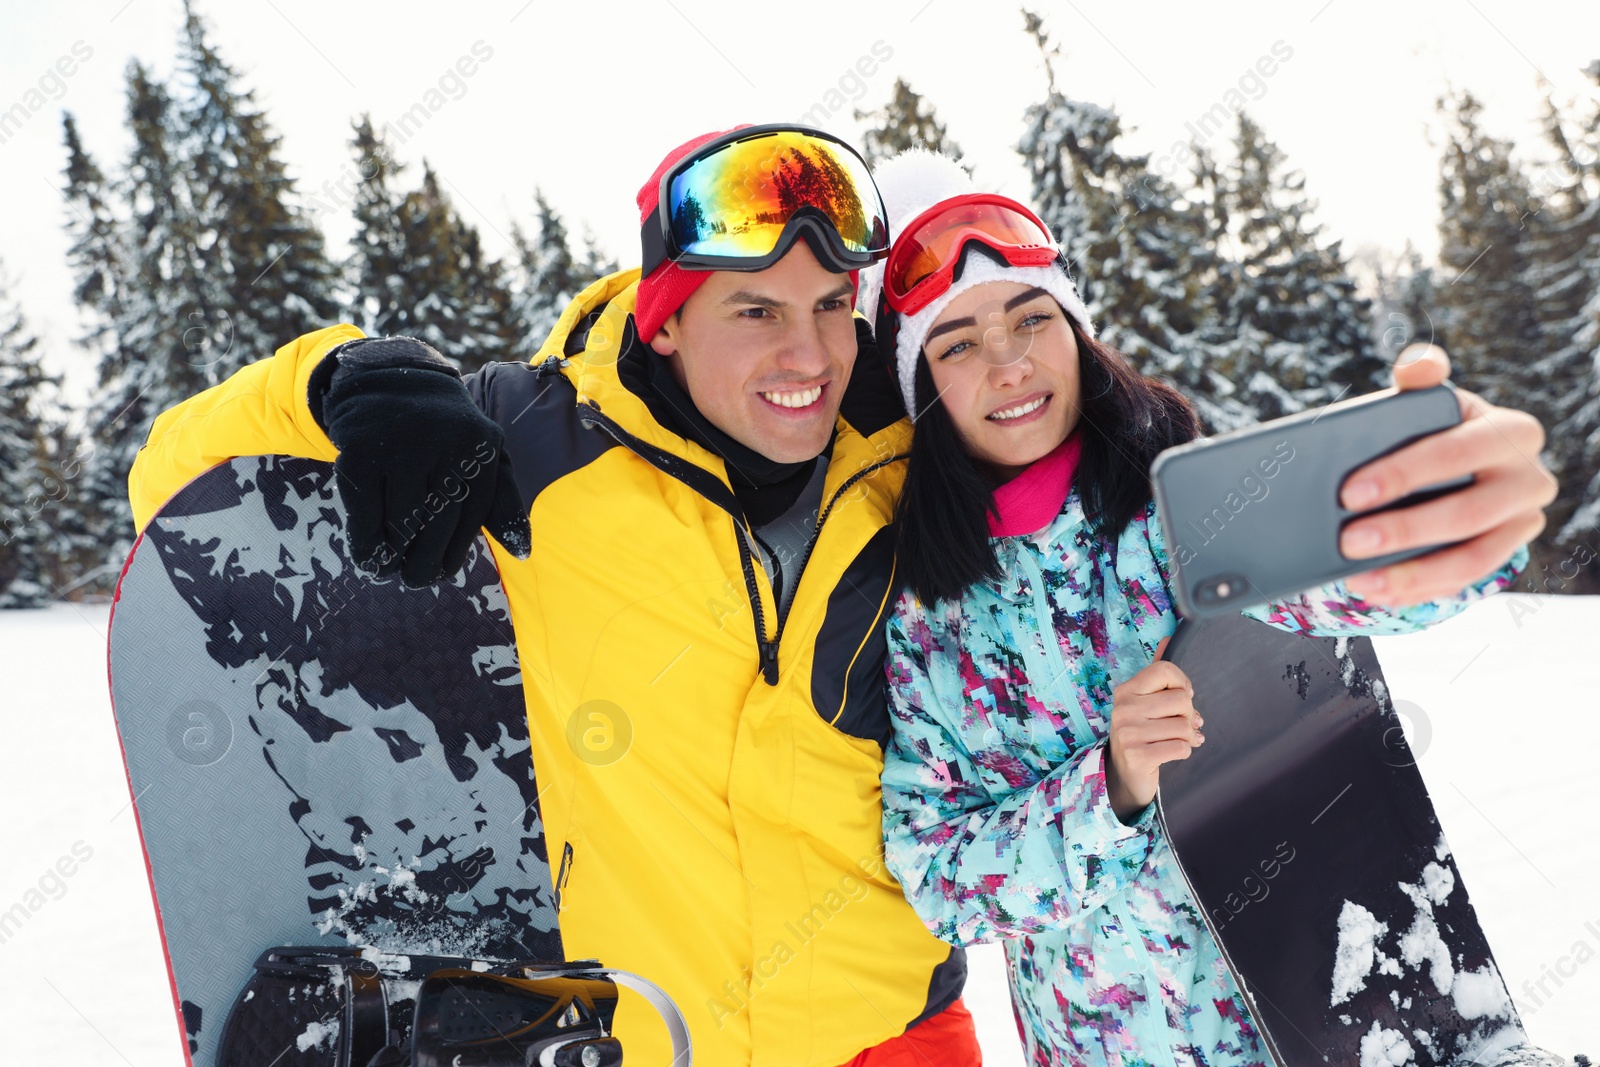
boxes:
[862,150,1544,1066]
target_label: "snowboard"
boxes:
[107,456,688,1066]
[1157,612,1529,1067]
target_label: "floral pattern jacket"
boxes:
[882,445,1526,1067]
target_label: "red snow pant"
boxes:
[835,999,984,1066]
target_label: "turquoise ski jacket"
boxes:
[881,438,1526,1066]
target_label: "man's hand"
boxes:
[1105,636,1204,823]
[1338,344,1556,606]
[317,337,532,588]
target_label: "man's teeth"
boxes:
[761,386,823,409]
[988,396,1048,421]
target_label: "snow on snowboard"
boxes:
[1158,612,1535,1067]
[107,456,689,1066]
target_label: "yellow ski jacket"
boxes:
[128,268,964,1067]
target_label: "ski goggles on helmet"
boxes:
[882,193,1058,316]
[640,124,890,276]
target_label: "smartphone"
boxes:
[1149,384,1472,619]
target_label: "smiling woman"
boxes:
[883,249,1198,603]
[867,147,1539,1067]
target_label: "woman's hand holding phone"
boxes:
[1106,636,1204,823]
[1339,344,1556,606]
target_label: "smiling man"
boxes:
[127,124,978,1067]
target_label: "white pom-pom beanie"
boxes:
[856,149,1095,416]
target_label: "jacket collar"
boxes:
[988,429,1084,538]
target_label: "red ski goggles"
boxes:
[641,124,890,277]
[882,193,1058,316]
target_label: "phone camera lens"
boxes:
[1197,575,1246,604]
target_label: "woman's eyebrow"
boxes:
[926,316,977,342]
[924,287,1053,343]
[1003,286,1051,312]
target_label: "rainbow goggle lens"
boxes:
[884,194,1058,316]
[641,125,890,276]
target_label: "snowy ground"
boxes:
[0,594,1594,1066]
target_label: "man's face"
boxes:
[648,242,858,464]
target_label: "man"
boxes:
[128,123,1555,1066]
[129,125,976,1067]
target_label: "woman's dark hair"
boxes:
[894,311,1201,605]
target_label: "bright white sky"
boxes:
[3,1,1598,402]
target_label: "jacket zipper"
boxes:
[554,841,573,912]
[737,518,780,686]
[769,455,908,653]
[577,401,905,687]
[577,403,778,683]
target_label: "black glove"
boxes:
[309,336,531,587]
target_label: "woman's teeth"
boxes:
[761,386,823,408]
[988,395,1048,421]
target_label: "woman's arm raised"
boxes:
[1336,344,1555,608]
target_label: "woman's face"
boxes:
[922,280,1082,479]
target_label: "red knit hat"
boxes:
[633,124,862,342]
[634,126,749,343]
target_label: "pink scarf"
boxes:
[987,430,1084,538]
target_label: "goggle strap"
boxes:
[950,238,1014,286]
[641,217,671,278]
[786,213,859,273]
[874,289,899,365]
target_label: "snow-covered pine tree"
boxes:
[506,191,619,361]
[509,189,583,360]
[177,0,338,374]
[346,115,413,340]
[1016,11,1241,431]
[1562,246,1600,569]
[56,114,125,591]
[345,146,515,373]
[29,413,104,602]
[1198,113,1386,421]
[1434,92,1547,411]
[1364,244,1450,368]
[1435,90,1575,585]
[63,61,204,558]
[402,163,516,373]
[580,226,619,280]
[0,265,59,608]
[63,9,341,564]
[853,78,965,168]
[56,111,137,593]
[1525,67,1600,588]
[61,114,126,356]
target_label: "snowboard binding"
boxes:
[215,945,691,1066]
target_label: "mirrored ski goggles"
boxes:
[641,124,890,276]
[884,194,1058,316]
